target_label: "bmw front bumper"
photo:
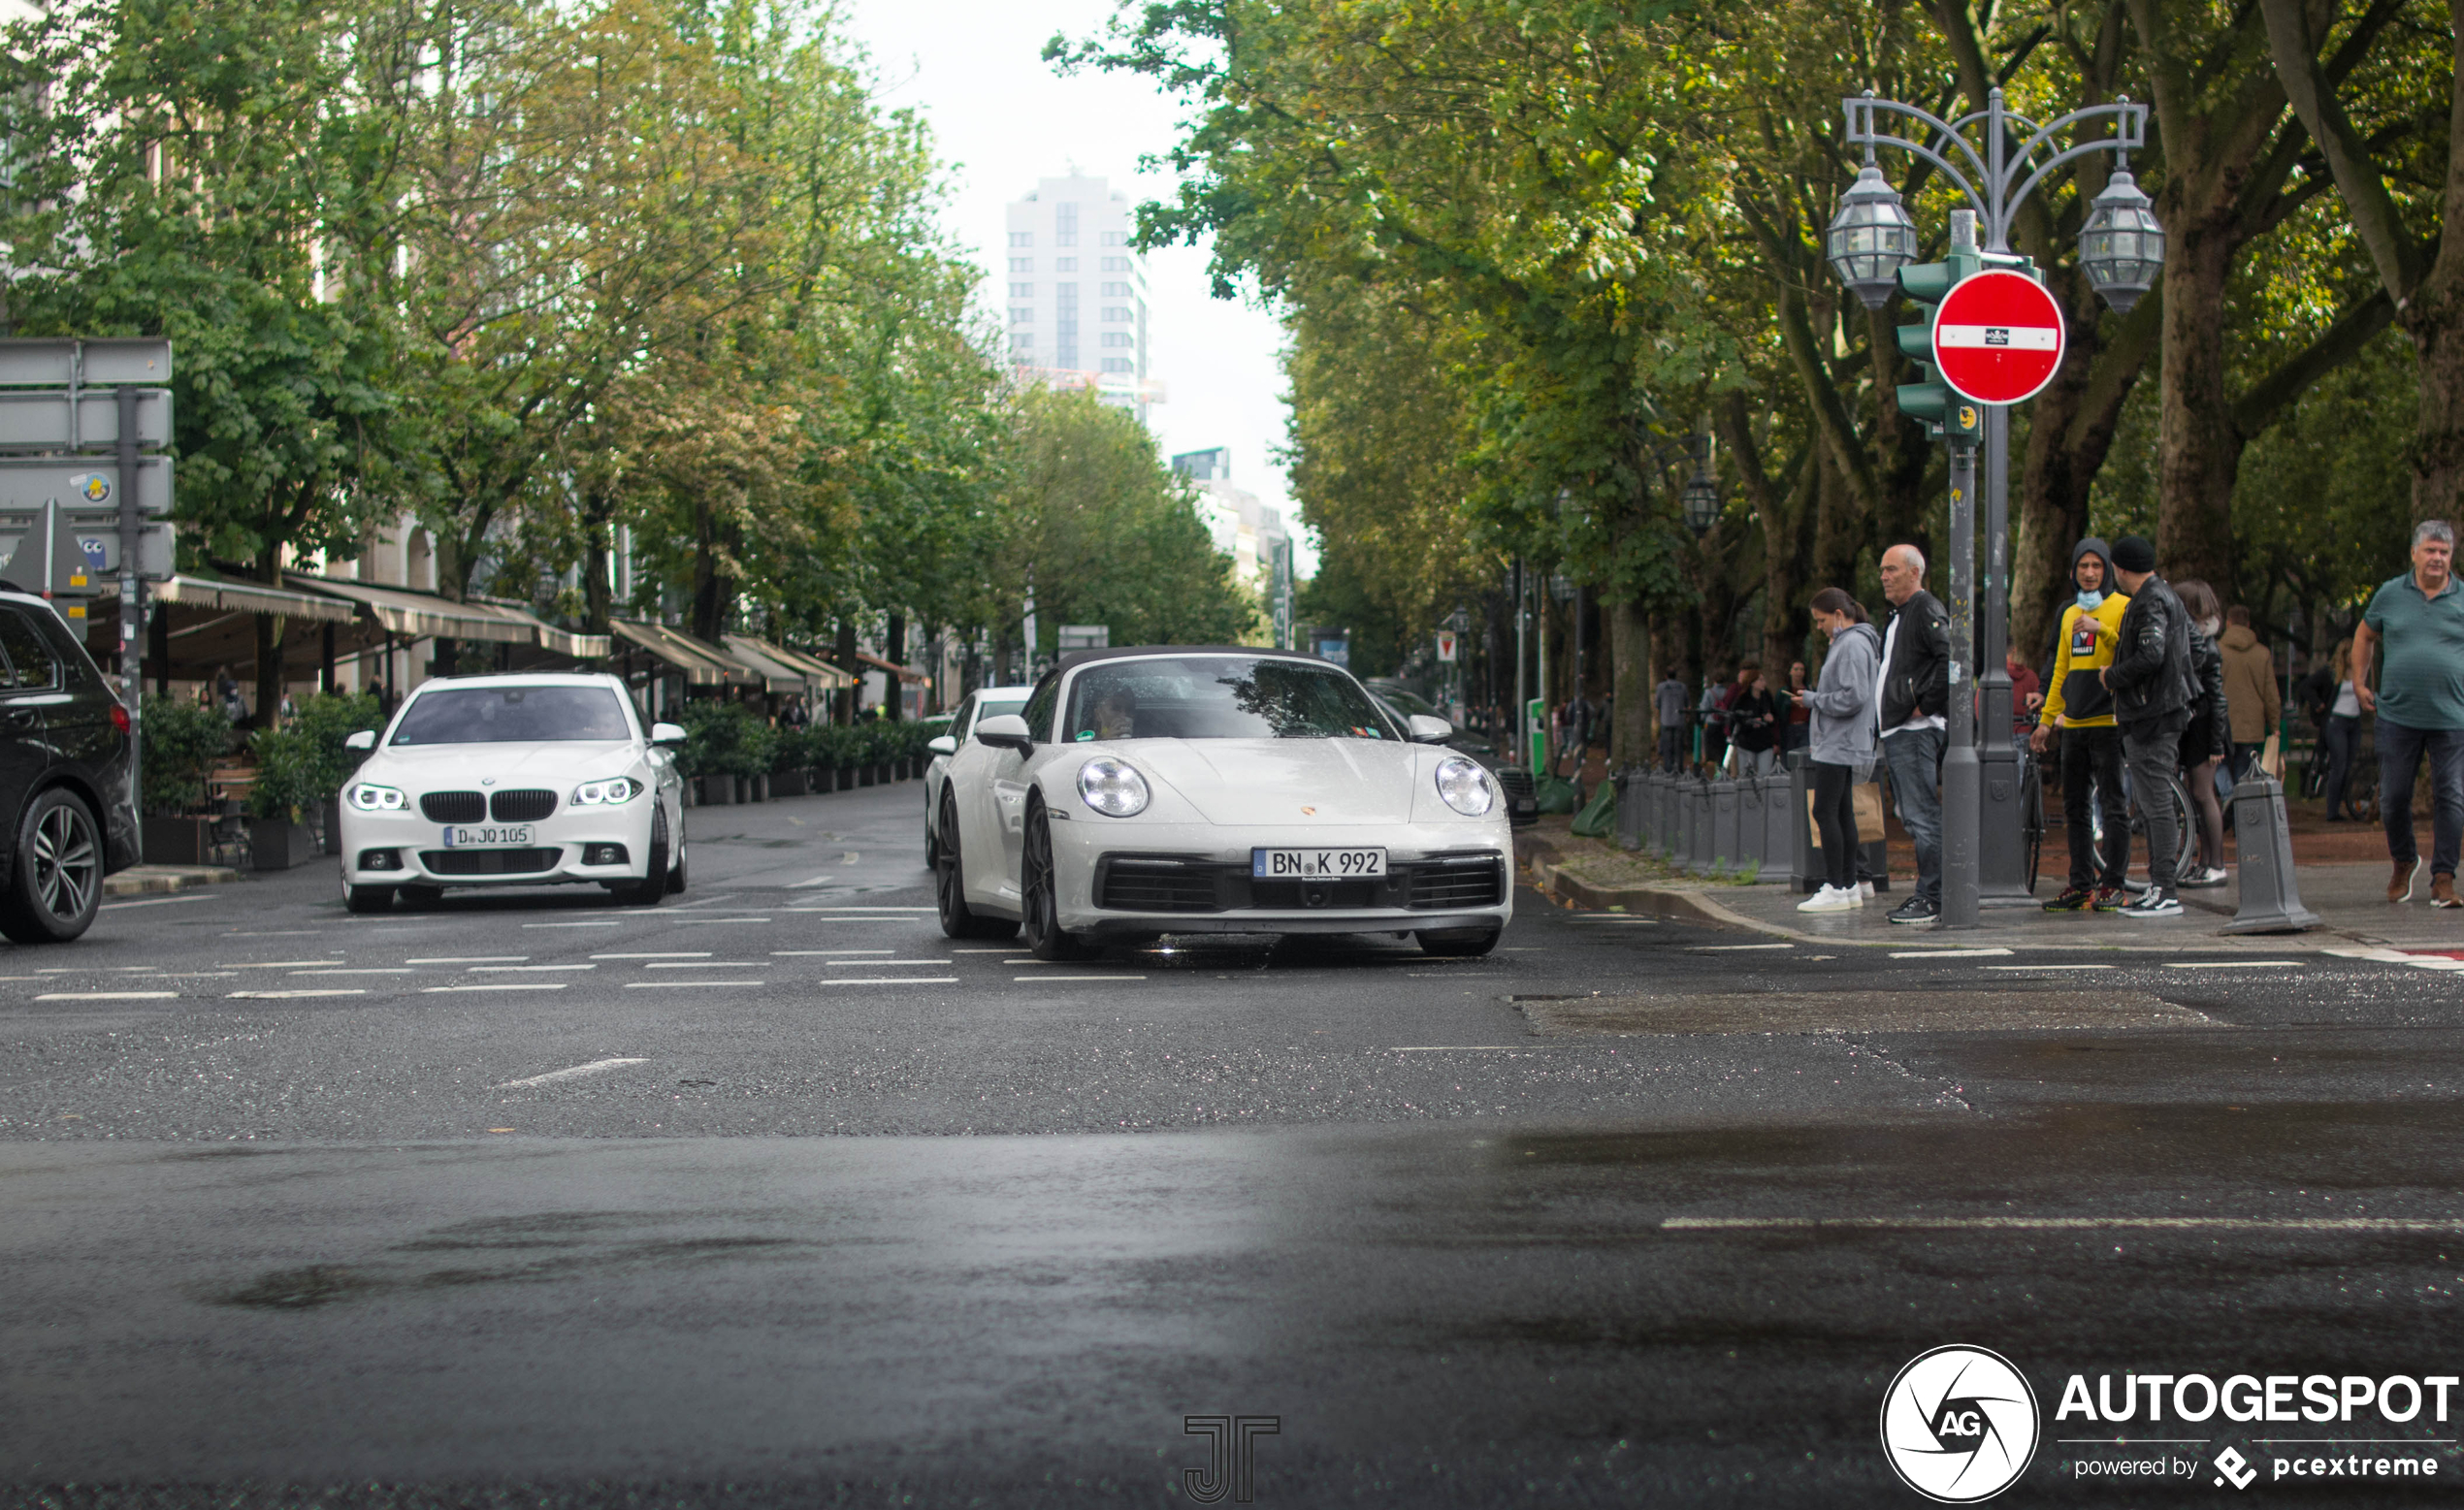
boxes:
[340,801,664,888]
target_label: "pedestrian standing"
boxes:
[2034,538,2132,912]
[1700,669,1732,771]
[1792,588,1882,913]
[2173,579,2232,888]
[1729,665,1778,776]
[2352,519,2464,907]
[2006,646,2042,737]
[2217,605,2280,784]
[1784,661,1811,755]
[2099,534,2198,917]
[1874,544,1950,925]
[1653,671,1687,772]
[2307,638,2366,822]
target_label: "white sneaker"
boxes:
[1799,884,1860,913]
[1859,881,1876,901]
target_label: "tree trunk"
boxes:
[884,614,906,721]
[2152,216,2245,589]
[834,620,859,723]
[2408,284,2464,526]
[252,614,284,730]
[1609,596,1650,766]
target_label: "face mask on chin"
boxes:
[2076,589,2105,610]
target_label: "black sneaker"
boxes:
[2043,886,2092,912]
[2091,885,2128,912]
[1887,896,1938,925]
[2119,886,2183,918]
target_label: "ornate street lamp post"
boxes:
[1825,87,2161,926]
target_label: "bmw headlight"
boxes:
[346,782,406,812]
[1077,755,1150,818]
[573,776,645,806]
[1434,755,1497,817]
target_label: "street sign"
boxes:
[1057,624,1110,651]
[0,388,172,451]
[1435,629,1458,663]
[0,338,173,387]
[0,455,173,515]
[0,498,171,591]
[1931,270,2065,405]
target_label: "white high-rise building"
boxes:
[1004,173,1157,423]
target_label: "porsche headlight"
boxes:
[1077,755,1150,818]
[1434,755,1497,817]
[346,782,406,812]
[572,776,645,806]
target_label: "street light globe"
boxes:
[1681,474,1721,536]
[2080,169,2164,312]
[1827,164,1919,309]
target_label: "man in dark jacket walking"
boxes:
[1875,544,1951,923]
[2100,534,2198,917]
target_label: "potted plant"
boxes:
[140,698,234,865]
[243,723,323,870]
[768,725,810,797]
[288,691,383,853]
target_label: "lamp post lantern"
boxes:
[1825,87,2160,927]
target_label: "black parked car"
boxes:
[0,584,139,942]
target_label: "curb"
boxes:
[104,865,242,898]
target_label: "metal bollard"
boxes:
[2222,772,2321,933]
[1787,749,1820,892]
[1671,779,1697,870]
[1762,767,1795,873]
[1688,777,1716,875]
[1655,770,1678,858]
[1710,777,1742,874]
[1616,767,1646,851]
[1736,774,1768,868]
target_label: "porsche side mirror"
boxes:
[975,713,1033,754]
[1406,714,1454,744]
[343,729,375,752]
[650,722,687,745]
[927,734,957,756]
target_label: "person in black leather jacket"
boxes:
[2175,579,2233,885]
[2098,536,2196,914]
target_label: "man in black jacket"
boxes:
[1877,544,1951,923]
[2100,534,2197,917]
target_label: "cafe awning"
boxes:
[608,619,756,687]
[854,650,927,685]
[150,573,360,625]
[286,574,534,644]
[723,634,857,691]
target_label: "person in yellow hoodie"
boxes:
[2031,536,2131,910]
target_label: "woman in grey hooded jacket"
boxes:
[1793,587,1883,907]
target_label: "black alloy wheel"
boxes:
[396,884,445,909]
[343,882,395,914]
[936,793,1015,940]
[1020,805,1098,962]
[0,788,102,943]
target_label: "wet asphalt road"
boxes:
[4,784,2464,1507]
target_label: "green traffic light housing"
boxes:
[1891,246,1985,440]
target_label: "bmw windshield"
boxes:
[1062,657,1402,742]
[389,687,634,745]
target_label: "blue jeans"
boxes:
[2377,720,2464,878]
[1881,725,1944,905]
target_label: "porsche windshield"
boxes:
[390,686,633,745]
[1062,658,1401,742]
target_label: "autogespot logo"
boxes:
[1881,1345,2041,1502]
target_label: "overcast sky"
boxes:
[835,0,1317,575]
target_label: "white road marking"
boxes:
[623,980,764,988]
[223,930,324,936]
[34,991,177,1000]
[1389,1045,1577,1052]
[288,968,412,976]
[1984,963,2115,971]
[594,951,709,959]
[98,895,210,911]
[674,917,771,924]
[1692,944,1793,951]
[824,959,952,967]
[1892,948,2014,959]
[405,956,528,964]
[495,1056,648,1088]
[780,905,933,911]
[942,948,1011,954]
[646,960,762,968]
[772,949,892,956]
[1013,975,1145,982]
[421,983,569,992]
[469,964,595,972]
[523,921,621,928]
[229,988,368,999]
[1663,1216,2464,1233]
[2166,960,2302,969]
[816,977,959,985]
[218,960,348,969]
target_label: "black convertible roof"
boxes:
[1055,644,1336,672]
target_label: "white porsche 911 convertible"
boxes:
[933,647,1512,959]
[335,672,688,913]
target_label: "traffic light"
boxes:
[1893,251,1983,441]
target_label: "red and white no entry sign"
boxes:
[1931,269,2066,405]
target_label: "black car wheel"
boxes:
[343,882,394,914]
[0,787,103,943]
[1020,804,1097,962]
[937,793,1015,940]
[397,884,444,909]
[618,807,670,906]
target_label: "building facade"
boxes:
[1004,173,1158,424]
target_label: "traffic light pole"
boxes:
[1975,402,2032,905]
[1941,434,1981,930]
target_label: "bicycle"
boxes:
[2023,741,2193,893]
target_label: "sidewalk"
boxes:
[1516,819,2464,955]
[103,863,241,898]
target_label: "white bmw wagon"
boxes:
[335,673,688,913]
